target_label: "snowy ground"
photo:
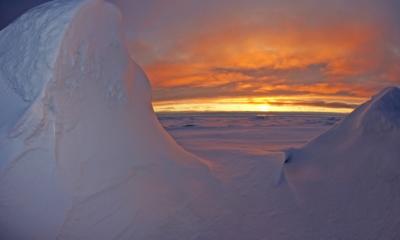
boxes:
[159,112,343,159]
[158,112,346,240]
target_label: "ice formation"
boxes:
[284,86,400,239]
[0,0,220,239]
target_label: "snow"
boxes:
[0,0,83,129]
[0,1,221,239]
[160,113,344,240]
[1,0,399,239]
[159,112,342,155]
[160,91,400,239]
[284,86,400,239]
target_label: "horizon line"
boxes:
[154,110,348,115]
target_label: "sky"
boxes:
[2,0,400,112]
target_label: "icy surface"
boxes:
[160,90,400,239]
[0,0,84,129]
[0,0,82,102]
[160,112,342,155]
[160,113,345,239]
[284,87,400,239]
[0,1,220,239]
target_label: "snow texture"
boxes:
[162,91,400,240]
[284,86,400,239]
[0,1,221,239]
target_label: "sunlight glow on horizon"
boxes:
[152,95,365,113]
[153,102,353,113]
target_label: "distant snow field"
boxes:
[159,112,343,157]
[159,113,349,239]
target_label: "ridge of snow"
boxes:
[283,87,400,239]
[0,0,86,129]
[284,86,400,162]
[0,1,221,239]
[353,86,400,132]
[0,0,85,102]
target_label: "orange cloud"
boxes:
[125,1,399,112]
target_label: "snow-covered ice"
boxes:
[284,86,400,239]
[160,112,343,156]
[0,1,221,239]
[0,0,399,239]
[160,113,346,240]
[160,88,400,240]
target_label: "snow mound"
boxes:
[284,87,400,239]
[0,1,220,239]
[352,86,400,133]
[0,0,85,129]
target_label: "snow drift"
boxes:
[284,87,400,239]
[0,0,220,239]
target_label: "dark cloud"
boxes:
[154,83,361,110]
[211,63,328,85]
[212,63,327,77]
[268,100,359,109]
[153,83,360,102]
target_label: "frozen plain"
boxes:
[159,113,346,239]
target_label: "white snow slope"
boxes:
[0,0,222,239]
[284,86,400,239]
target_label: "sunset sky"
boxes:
[2,0,400,112]
[114,0,400,113]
